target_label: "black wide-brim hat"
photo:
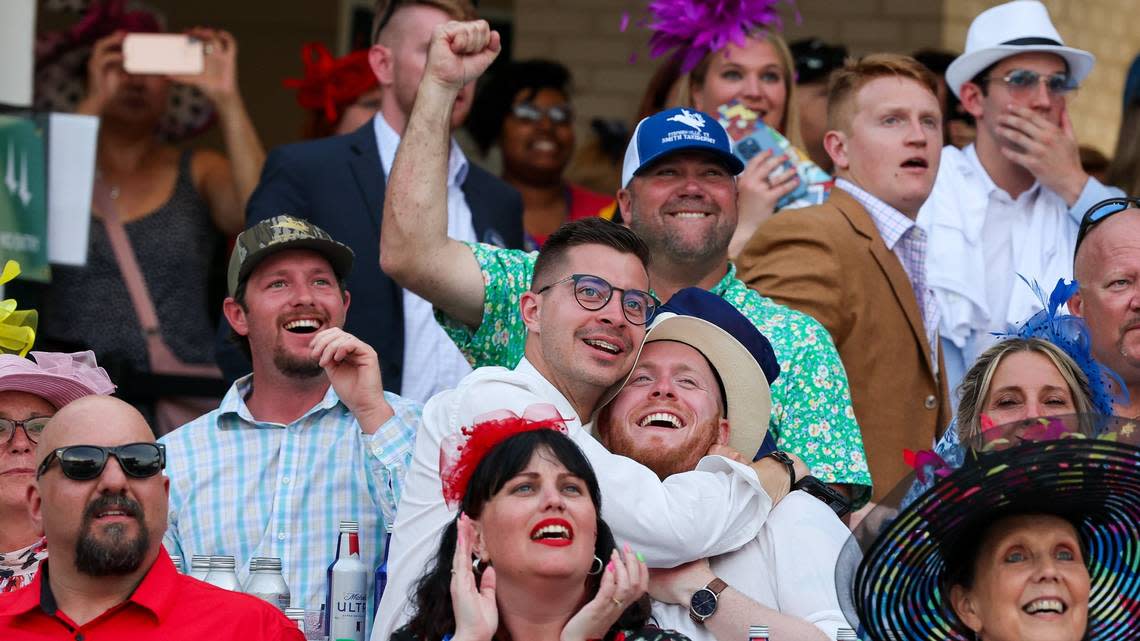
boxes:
[842,415,1140,641]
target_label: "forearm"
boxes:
[214,93,266,208]
[705,588,831,641]
[380,81,457,288]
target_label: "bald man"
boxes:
[1071,206,1140,418]
[0,396,303,640]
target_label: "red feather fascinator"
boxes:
[440,404,570,509]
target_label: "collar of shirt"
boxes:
[963,143,1041,203]
[2,550,179,624]
[835,178,916,251]
[219,374,344,427]
[373,112,468,187]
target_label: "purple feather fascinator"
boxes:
[629,0,796,72]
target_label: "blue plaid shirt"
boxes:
[160,375,421,617]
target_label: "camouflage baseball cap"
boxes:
[227,215,355,296]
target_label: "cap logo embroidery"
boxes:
[666,109,706,131]
[272,219,311,233]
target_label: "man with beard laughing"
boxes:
[737,54,952,506]
[597,288,849,641]
[0,395,303,639]
[159,216,422,623]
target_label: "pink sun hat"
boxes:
[0,351,116,409]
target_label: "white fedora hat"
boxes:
[945,0,1094,99]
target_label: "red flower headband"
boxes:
[283,43,379,124]
[440,404,570,509]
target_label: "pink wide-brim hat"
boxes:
[0,351,116,409]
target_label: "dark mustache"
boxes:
[83,494,142,522]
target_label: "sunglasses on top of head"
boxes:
[1075,197,1140,252]
[36,443,166,481]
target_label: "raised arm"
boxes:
[379,21,497,329]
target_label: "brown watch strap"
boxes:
[688,578,729,624]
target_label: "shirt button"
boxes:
[924,395,937,410]
[282,477,290,485]
[278,532,286,540]
[76,635,84,641]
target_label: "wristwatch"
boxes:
[688,578,728,624]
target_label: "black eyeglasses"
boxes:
[511,103,573,125]
[979,69,1077,98]
[36,443,166,481]
[0,417,51,445]
[535,274,659,325]
[1075,197,1140,252]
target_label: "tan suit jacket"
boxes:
[736,188,951,499]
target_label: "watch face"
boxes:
[690,588,717,617]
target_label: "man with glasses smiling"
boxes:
[0,395,303,639]
[918,0,1126,395]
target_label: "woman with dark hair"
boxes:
[466,60,612,251]
[394,409,687,641]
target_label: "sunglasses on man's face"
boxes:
[982,69,1077,99]
[1075,197,1140,252]
[36,443,166,481]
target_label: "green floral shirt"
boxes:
[436,242,872,500]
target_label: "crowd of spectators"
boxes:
[4,0,1140,640]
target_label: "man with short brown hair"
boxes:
[738,53,951,500]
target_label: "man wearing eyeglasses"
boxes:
[0,352,114,595]
[0,395,304,639]
[918,0,1126,396]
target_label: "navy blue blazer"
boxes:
[216,120,524,393]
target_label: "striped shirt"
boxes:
[160,375,421,618]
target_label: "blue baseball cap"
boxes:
[621,107,745,188]
[604,287,780,459]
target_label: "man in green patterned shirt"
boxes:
[379,21,871,504]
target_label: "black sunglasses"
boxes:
[1075,197,1140,252]
[36,443,166,481]
[535,274,659,325]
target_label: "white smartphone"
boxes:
[123,34,204,75]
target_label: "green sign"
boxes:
[0,115,48,282]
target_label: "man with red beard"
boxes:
[598,288,850,641]
[0,395,303,639]
[159,216,422,623]
[737,54,952,504]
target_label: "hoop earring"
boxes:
[472,557,482,573]
[588,555,604,575]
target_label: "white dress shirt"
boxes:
[374,114,475,403]
[372,359,773,641]
[651,491,850,641]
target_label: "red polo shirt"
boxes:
[0,549,305,641]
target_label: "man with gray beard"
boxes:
[0,396,302,639]
[159,216,423,620]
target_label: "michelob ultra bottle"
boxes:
[326,520,367,641]
[204,555,241,591]
[748,625,770,640]
[189,554,211,581]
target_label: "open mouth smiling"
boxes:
[637,411,686,429]
[1023,597,1066,616]
[282,318,324,335]
[583,338,622,355]
[530,518,574,547]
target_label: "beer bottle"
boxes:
[204,555,241,591]
[245,556,291,611]
[325,520,367,641]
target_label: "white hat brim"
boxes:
[946,44,1095,99]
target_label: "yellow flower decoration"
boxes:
[0,261,37,356]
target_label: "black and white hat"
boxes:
[945,0,1094,98]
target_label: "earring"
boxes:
[472,557,482,573]
[588,555,604,575]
